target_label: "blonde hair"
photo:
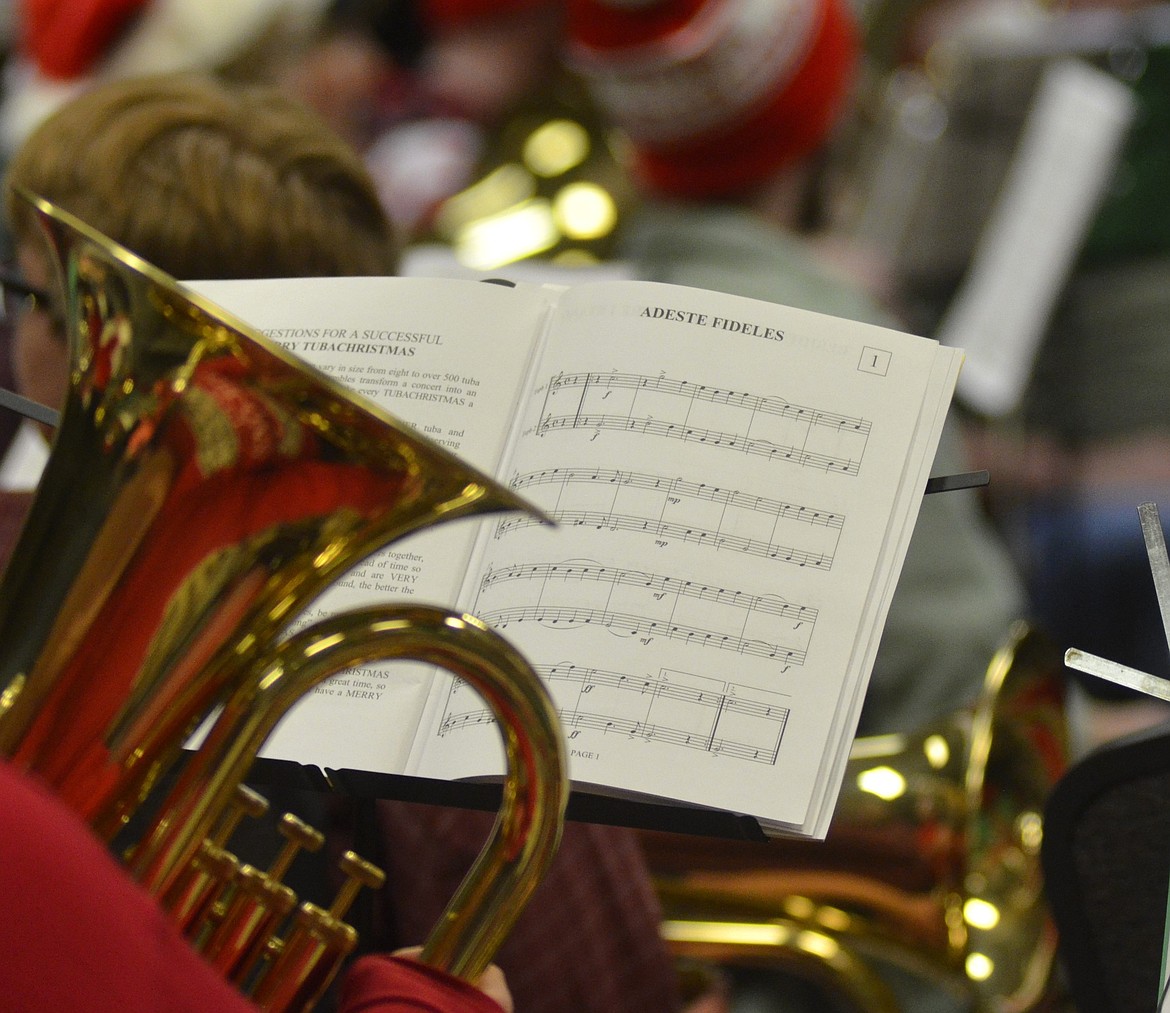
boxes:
[5,73,398,280]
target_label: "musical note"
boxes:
[511,468,844,530]
[535,370,870,477]
[536,411,862,475]
[477,604,808,663]
[497,468,844,572]
[481,562,819,626]
[497,507,835,568]
[438,661,790,766]
[541,370,871,435]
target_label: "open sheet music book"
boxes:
[190,274,962,840]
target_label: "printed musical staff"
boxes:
[438,662,790,766]
[546,371,871,434]
[539,370,870,476]
[478,604,807,663]
[481,562,818,627]
[497,466,843,571]
[512,468,844,529]
[475,554,814,664]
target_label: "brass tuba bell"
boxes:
[0,191,568,1007]
[644,621,1069,1012]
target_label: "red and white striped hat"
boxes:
[565,0,859,198]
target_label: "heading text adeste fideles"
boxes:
[641,305,786,342]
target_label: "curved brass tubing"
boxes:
[130,604,568,983]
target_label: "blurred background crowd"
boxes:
[4,0,1169,746]
[2,1,1170,1011]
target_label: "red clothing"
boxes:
[341,956,504,1013]
[0,761,501,1012]
[0,758,257,1013]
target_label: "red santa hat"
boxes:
[565,0,859,199]
[21,0,148,79]
[18,0,329,80]
[3,0,329,154]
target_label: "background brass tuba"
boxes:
[642,621,1068,1012]
[0,192,568,1007]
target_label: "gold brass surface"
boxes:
[0,192,568,1008]
[133,604,568,982]
[644,621,1068,1012]
[0,189,533,815]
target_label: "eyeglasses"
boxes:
[0,268,62,333]
[0,269,63,427]
[0,268,54,317]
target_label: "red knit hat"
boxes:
[21,0,151,79]
[566,0,859,198]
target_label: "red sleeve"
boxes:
[339,955,506,1013]
[0,759,258,1013]
[0,761,503,1013]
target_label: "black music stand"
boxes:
[1041,720,1170,1012]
